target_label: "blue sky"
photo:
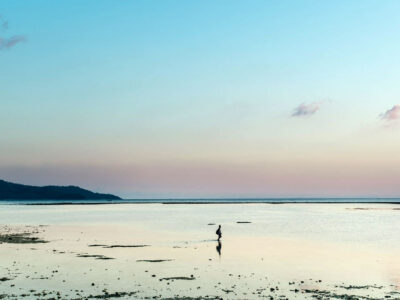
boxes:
[1,1,400,198]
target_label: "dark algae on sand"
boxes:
[0,226,48,244]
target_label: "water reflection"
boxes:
[216,240,222,257]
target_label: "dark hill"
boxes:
[0,179,121,200]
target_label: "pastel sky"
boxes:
[1,1,400,198]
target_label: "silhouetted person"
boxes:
[216,225,222,241]
[216,240,222,257]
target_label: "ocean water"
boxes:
[1,202,400,247]
[1,197,400,205]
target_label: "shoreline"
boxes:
[1,200,400,205]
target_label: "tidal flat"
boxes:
[1,203,400,299]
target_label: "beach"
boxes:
[1,203,400,299]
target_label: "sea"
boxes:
[1,197,400,205]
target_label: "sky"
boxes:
[1,0,400,198]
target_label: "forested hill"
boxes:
[0,179,121,200]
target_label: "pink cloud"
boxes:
[291,102,320,117]
[380,105,400,121]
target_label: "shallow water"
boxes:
[2,197,400,205]
[1,203,400,299]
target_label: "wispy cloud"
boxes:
[0,35,25,49]
[0,15,8,30]
[380,105,400,121]
[0,15,25,50]
[291,102,321,117]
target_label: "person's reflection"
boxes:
[216,240,222,257]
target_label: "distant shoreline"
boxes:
[1,198,400,205]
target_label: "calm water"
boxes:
[1,202,399,246]
[1,197,400,205]
[1,203,400,299]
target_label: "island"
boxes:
[0,179,121,200]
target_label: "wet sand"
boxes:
[1,203,400,299]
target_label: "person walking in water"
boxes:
[216,225,222,241]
